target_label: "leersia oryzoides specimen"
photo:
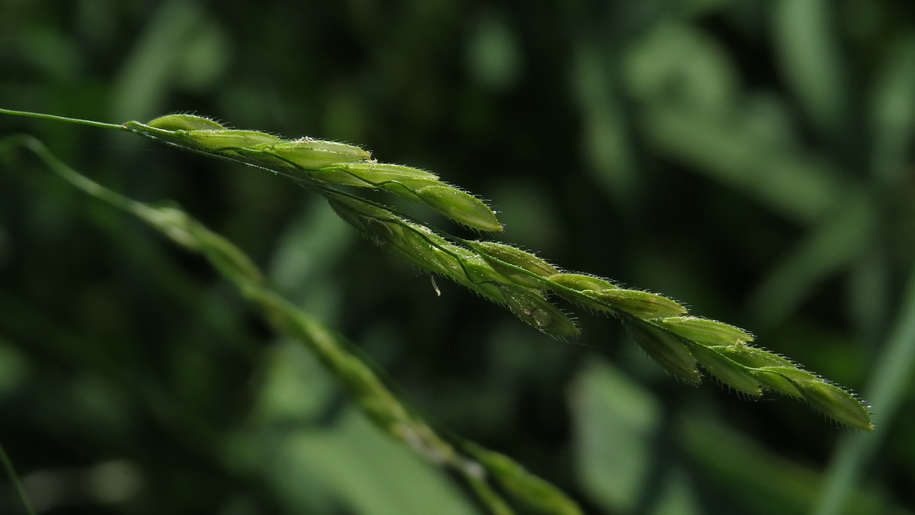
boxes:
[0,108,874,432]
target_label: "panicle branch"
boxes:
[122,113,874,430]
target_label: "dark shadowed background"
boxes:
[1,0,914,513]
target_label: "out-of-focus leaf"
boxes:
[570,360,702,514]
[816,264,915,515]
[571,42,638,208]
[625,21,847,223]
[869,33,915,187]
[772,0,850,144]
[466,11,522,91]
[682,416,903,515]
[0,338,29,397]
[747,192,876,327]
[234,340,477,515]
[626,22,738,115]
[111,0,213,121]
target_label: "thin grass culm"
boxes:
[1,108,875,509]
[0,441,36,515]
[2,133,578,515]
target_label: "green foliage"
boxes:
[2,1,914,514]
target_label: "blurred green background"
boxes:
[1,0,914,513]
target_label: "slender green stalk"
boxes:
[0,108,128,132]
[0,442,36,515]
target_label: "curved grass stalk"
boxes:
[0,441,36,515]
[1,134,580,515]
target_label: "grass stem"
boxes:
[0,108,127,132]
[0,442,36,515]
